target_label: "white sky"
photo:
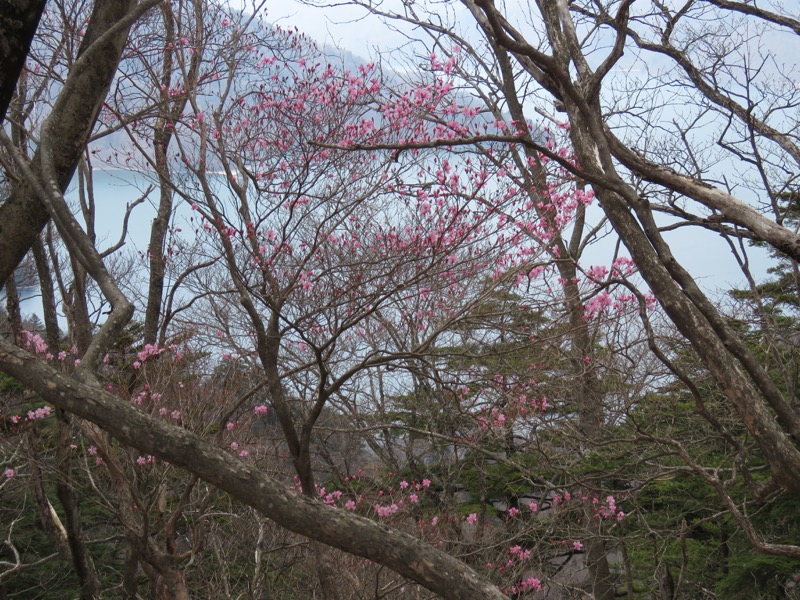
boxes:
[264,1,405,57]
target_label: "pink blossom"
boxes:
[137,343,165,363]
[584,291,613,318]
[27,406,52,421]
[520,577,542,592]
[421,478,431,487]
[572,540,583,551]
[509,545,532,561]
[586,265,609,280]
[399,480,409,489]
[254,405,269,415]
[21,331,48,355]
[345,499,356,511]
[596,495,621,519]
[3,468,14,478]
[574,187,593,204]
[466,513,478,524]
[611,256,636,276]
[374,503,399,518]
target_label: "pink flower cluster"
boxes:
[584,291,613,318]
[374,503,399,517]
[594,495,625,521]
[7,405,52,425]
[516,577,543,593]
[318,487,344,506]
[21,331,48,355]
[21,331,82,364]
[338,477,431,519]
[27,406,51,420]
[132,343,170,370]
[611,256,636,277]
[586,265,609,280]
[488,544,543,596]
[509,545,532,561]
[87,445,103,466]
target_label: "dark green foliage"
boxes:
[0,372,24,394]
[717,553,800,599]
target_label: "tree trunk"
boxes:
[468,0,800,497]
[0,0,46,124]
[492,41,614,598]
[4,272,21,343]
[0,340,511,600]
[143,1,202,345]
[0,0,138,284]
[55,412,100,600]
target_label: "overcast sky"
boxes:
[265,1,403,57]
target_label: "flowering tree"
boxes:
[0,1,561,598]
[264,0,800,593]
[335,0,800,590]
[453,0,800,501]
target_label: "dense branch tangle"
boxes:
[447,0,800,495]
[3,0,800,598]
